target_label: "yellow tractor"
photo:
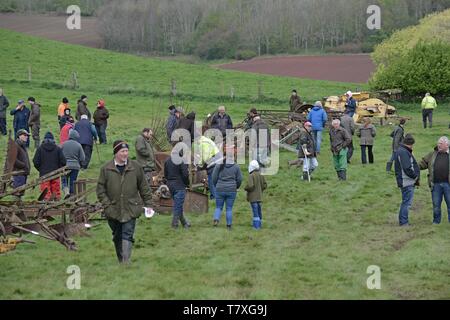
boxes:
[323,91,397,124]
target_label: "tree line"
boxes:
[2,0,450,59]
[96,0,450,59]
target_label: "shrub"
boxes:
[370,41,450,97]
[235,50,257,61]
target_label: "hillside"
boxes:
[1,29,450,300]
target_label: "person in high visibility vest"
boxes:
[421,92,437,129]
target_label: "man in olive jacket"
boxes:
[135,128,156,182]
[419,136,450,224]
[387,118,406,172]
[329,119,352,181]
[96,140,153,264]
[27,97,41,150]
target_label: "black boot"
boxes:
[113,239,122,263]
[337,171,342,180]
[341,170,347,181]
[302,171,309,181]
[386,161,392,172]
[180,215,191,229]
[121,240,133,264]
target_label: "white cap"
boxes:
[346,91,352,97]
[248,160,260,173]
[80,114,88,120]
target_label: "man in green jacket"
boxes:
[421,92,437,129]
[419,136,450,224]
[135,128,156,183]
[97,140,153,264]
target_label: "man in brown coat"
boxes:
[12,129,31,201]
[289,89,302,112]
[76,94,91,121]
[93,99,109,144]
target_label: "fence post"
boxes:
[230,86,235,101]
[72,71,78,89]
[257,80,262,100]
[171,79,177,97]
[28,66,32,81]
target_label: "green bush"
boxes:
[370,41,450,97]
[195,29,239,60]
[235,50,257,61]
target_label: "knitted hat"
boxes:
[44,131,54,140]
[113,140,129,154]
[403,134,415,146]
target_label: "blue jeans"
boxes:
[61,169,79,195]
[214,191,237,226]
[431,182,450,224]
[312,130,323,153]
[108,218,136,242]
[172,189,188,227]
[399,185,415,226]
[95,123,107,144]
[207,172,216,200]
[251,202,262,229]
[12,175,27,196]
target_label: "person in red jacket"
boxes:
[60,116,74,146]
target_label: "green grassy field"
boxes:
[1,28,450,300]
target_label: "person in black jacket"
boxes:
[211,106,233,138]
[175,111,196,143]
[394,134,420,226]
[33,131,66,201]
[164,149,191,229]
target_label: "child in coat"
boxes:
[245,160,267,229]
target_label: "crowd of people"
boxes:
[0,86,447,264]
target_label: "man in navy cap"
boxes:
[10,99,30,147]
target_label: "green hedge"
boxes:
[370,41,450,97]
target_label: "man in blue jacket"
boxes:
[10,99,30,147]
[394,134,420,226]
[345,91,357,117]
[74,114,98,169]
[307,101,328,155]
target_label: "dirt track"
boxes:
[219,54,375,83]
[0,13,102,48]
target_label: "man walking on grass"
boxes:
[96,141,153,264]
[329,119,351,181]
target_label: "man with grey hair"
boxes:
[329,118,351,180]
[0,88,10,136]
[307,101,328,155]
[421,92,437,129]
[419,136,450,224]
[211,105,233,138]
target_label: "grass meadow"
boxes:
[1,28,450,299]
